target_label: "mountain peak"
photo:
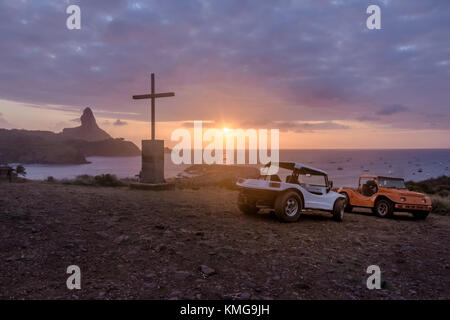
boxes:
[61,107,112,142]
[80,107,98,128]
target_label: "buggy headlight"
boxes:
[400,197,406,202]
[421,199,426,203]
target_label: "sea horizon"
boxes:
[13,149,450,188]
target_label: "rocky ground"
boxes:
[0,181,449,299]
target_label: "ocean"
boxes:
[17,149,450,188]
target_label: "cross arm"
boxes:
[132,92,175,100]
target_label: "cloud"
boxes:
[113,119,128,126]
[0,112,14,129]
[377,104,409,115]
[180,119,349,132]
[0,0,448,131]
[356,115,380,122]
[274,121,350,132]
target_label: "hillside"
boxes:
[0,108,140,164]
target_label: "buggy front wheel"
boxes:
[332,198,345,222]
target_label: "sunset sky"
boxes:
[0,0,449,149]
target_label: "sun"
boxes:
[223,127,231,133]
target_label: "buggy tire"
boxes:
[332,198,345,222]
[274,191,303,222]
[412,210,429,220]
[374,198,394,218]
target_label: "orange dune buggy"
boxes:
[338,175,432,219]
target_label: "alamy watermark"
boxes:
[65,4,380,30]
[170,121,280,175]
[66,265,81,290]
[66,5,81,30]
[366,265,381,289]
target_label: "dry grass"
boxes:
[430,194,450,215]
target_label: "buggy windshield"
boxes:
[378,177,406,189]
[298,173,327,187]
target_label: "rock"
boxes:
[240,292,251,299]
[200,265,216,276]
[243,280,257,288]
[114,235,129,244]
[144,273,156,280]
[174,271,191,281]
[295,282,310,290]
[95,231,108,239]
[169,290,182,299]
[155,244,167,252]
[61,107,112,142]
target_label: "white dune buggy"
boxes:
[236,162,346,222]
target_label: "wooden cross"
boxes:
[132,73,175,140]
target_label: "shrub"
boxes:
[406,176,450,195]
[58,174,125,187]
[430,195,450,216]
[15,165,27,177]
[94,174,123,187]
[73,174,96,186]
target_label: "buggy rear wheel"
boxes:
[274,191,303,222]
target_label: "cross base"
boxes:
[140,139,165,183]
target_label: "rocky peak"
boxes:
[60,107,112,142]
[80,107,98,128]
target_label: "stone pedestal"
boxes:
[140,139,164,183]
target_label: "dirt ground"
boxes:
[0,181,449,299]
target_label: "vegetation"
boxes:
[405,176,450,196]
[94,174,123,187]
[14,165,27,177]
[406,176,450,215]
[59,174,125,187]
[430,195,450,216]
